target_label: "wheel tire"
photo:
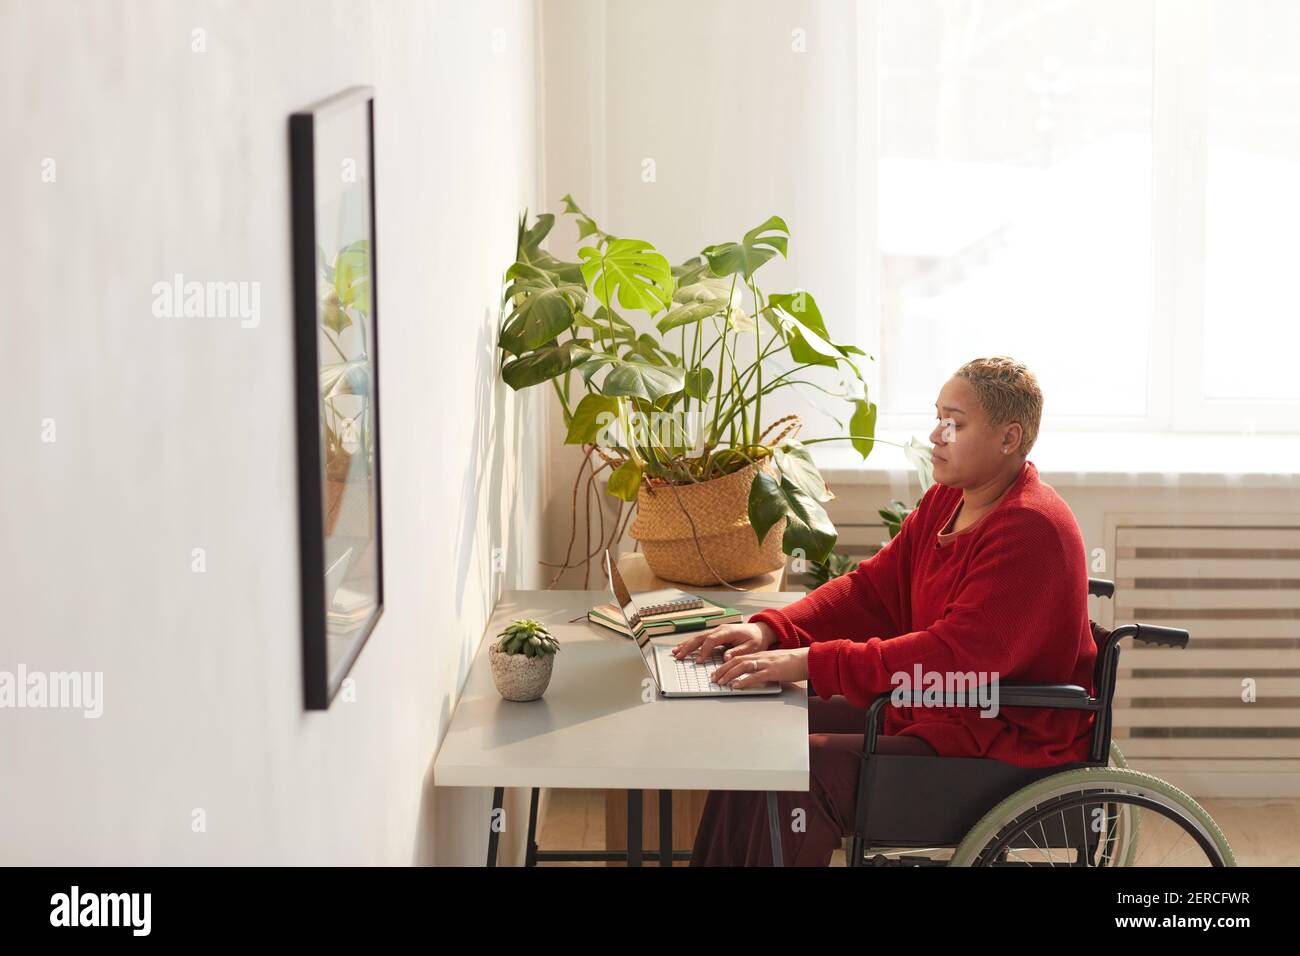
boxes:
[1109,740,1128,768]
[1107,742,1139,866]
[949,767,1235,867]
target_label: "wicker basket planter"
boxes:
[629,461,786,586]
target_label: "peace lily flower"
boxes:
[676,276,753,330]
[726,301,755,332]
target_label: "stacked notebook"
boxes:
[588,587,742,638]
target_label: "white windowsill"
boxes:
[811,430,1300,490]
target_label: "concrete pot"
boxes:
[489,644,555,702]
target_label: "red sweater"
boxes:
[752,460,1096,767]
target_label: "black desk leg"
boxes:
[659,790,673,867]
[627,789,643,867]
[487,786,505,867]
[766,791,784,867]
[525,787,541,867]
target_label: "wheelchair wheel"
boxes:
[1105,741,1139,867]
[949,768,1235,867]
[1109,741,1129,769]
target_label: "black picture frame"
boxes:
[290,86,385,710]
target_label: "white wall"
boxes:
[0,0,545,865]
[543,0,864,316]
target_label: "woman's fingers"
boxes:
[712,652,760,685]
[671,632,708,659]
[673,624,746,661]
[721,639,760,660]
[693,629,753,662]
[723,661,772,689]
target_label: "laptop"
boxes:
[604,551,781,698]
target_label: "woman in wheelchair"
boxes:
[675,356,1101,866]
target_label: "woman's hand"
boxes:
[671,621,778,664]
[711,647,810,689]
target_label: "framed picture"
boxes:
[289,86,384,710]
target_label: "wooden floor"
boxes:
[538,789,1300,866]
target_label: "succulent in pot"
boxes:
[489,619,560,702]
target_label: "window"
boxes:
[870,0,1299,434]
[1203,0,1300,406]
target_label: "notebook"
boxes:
[588,598,741,638]
[632,588,706,616]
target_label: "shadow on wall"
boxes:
[414,298,543,866]
[452,305,502,615]
[451,300,545,608]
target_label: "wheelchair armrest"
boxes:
[863,683,1099,744]
[877,684,1095,711]
[996,683,1096,709]
[868,686,1102,728]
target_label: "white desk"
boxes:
[434,589,810,865]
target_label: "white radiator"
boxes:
[1106,514,1300,797]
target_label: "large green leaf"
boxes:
[701,215,789,280]
[564,393,620,445]
[773,441,832,502]
[767,292,859,373]
[560,194,614,246]
[501,341,580,390]
[600,358,685,402]
[672,256,713,288]
[607,460,643,501]
[624,333,677,366]
[516,211,583,284]
[657,275,735,333]
[579,239,675,314]
[499,263,585,356]
[657,301,725,334]
[748,471,836,564]
[850,399,878,460]
[574,307,637,344]
[684,367,714,400]
[575,347,620,383]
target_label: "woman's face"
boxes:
[928,377,1022,487]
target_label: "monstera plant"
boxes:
[499,197,924,586]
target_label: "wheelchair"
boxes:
[844,578,1236,867]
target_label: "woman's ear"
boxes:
[1002,422,1022,456]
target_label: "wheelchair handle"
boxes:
[1088,578,1115,599]
[1133,623,1189,649]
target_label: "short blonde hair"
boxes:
[954,356,1043,456]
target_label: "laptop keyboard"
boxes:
[669,651,738,693]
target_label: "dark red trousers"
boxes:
[690,695,937,866]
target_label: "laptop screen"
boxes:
[604,551,660,682]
